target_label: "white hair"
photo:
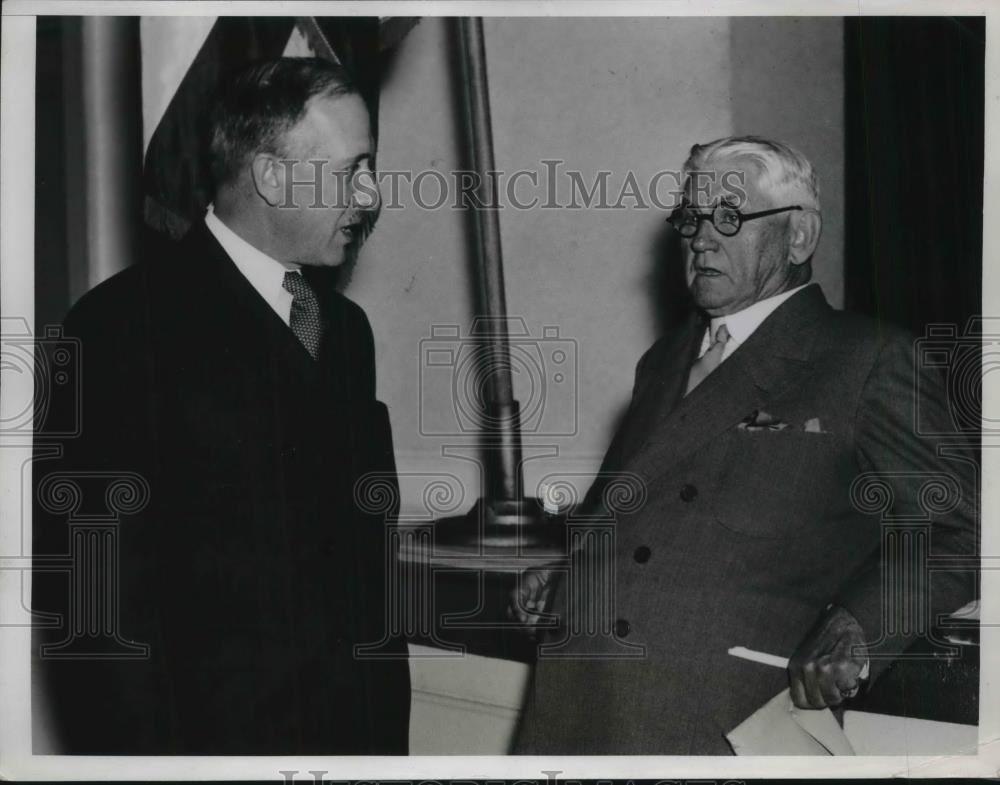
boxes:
[682,135,820,211]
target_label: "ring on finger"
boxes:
[839,684,860,699]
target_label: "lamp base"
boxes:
[399,496,568,570]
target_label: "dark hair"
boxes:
[208,57,359,188]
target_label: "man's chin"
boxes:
[689,278,734,313]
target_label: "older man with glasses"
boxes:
[512,135,977,755]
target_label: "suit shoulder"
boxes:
[62,230,186,331]
[636,321,695,378]
[827,308,914,345]
[816,310,920,394]
[637,334,671,370]
[63,264,149,336]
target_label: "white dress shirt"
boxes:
[204,205,301,327]
[697,283,810,361]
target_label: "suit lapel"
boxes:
[622,285,830,478]
[187,221,322,378]
[607,313,703,470]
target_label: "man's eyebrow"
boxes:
[331,153,373,170]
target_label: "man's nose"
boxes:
[690,218,719,252]
[351,164,379,209]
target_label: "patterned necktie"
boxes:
[685,323,730,394]
[282,271,324,359]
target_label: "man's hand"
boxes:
[788,604,868,709]
[508,568,556,631]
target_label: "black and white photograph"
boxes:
[0,0,995,779]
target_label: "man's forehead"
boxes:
[290,93,372,156]
[683,156,764,208]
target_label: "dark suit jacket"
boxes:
[514,284,977,755]
[33,221,410,754]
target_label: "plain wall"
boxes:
[352,17,845,517]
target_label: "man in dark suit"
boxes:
[513,136,977,754]
[33,58,410,754]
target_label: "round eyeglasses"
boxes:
[667,202,802,237]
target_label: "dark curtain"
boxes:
[844,17,983,727]
[844,17,984,334]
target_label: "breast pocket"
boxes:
[709,429,840,539]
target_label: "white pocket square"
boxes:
[803,417,824,433]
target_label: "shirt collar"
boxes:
[710,283,810,348]
[204,204,300,292]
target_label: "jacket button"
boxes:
[679,484,698,502]
[614,618,631,638]
[633,545,651,564]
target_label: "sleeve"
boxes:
[835,331,978,680]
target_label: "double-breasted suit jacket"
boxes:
[515,284,976,754]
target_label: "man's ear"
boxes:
[788,209,822,266]
[250,153,285,207]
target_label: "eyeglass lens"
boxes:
[672,205,742,237]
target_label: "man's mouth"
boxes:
[694,265,723,277]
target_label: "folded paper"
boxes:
[728,688,978,756]
[726,688,854,755]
